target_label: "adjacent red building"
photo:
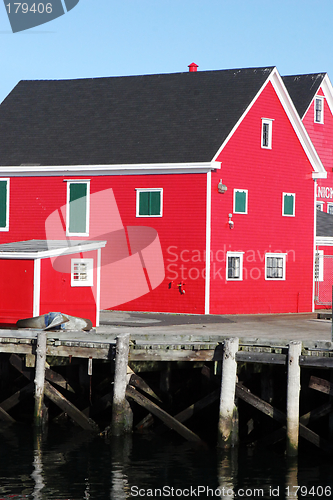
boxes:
[284,73,333,308]
[0,66,326,319]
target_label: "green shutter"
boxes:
[69,183,87,233]
[139,192,150,215]
[235,191,246,213]
[0,181,7,228]
[149,191,161,215]
[283,194,294,216]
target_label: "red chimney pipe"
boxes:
[188,62,198,72]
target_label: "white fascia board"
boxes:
[0,241,107,259]
[316,236,333,246]
[270,69,327,180]
[0,162,221,177]
[212,69,275,161]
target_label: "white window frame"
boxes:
[233,189,248,214]
[226,252,244,281]
[327,203,333,214]
[0,178,9,232]
[71,258,94,287]
[265,253,286,281]
[315,250,324,282]
[65,180,90,236]
[314,96,324,124]
[261,118,273,149]
[282,192,295,217]
[136,188,163,217]
[316,201,324,211]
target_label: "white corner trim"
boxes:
[96,248,102,327]
[205,171,211,314]
[33,259,41,317]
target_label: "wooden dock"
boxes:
[0,311,333,456]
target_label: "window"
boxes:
[261,118,273,149]
[316,201,324,211]
[282,193,295,217]
[315,250,324,282]
[136,189,163,217]
[71,259,94,287]
[0,179,9,231]
[265,253,286,280]
[66,180,90,236]
[314,97,324,124]
[233,189,248,214]
[226,252,244,280]
[327,203,333,214]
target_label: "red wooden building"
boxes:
[0,65,326,318]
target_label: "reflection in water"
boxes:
[0,425,332,499]
[31,432,45,500]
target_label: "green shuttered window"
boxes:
[234,189,248,214]
[137,189,163,217]
[283,193,295,217]
[0,180,8,230]
[67,181,89,235]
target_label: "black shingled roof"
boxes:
[282,73,326,119]
[317,210,333,237]
[0,67,274,166]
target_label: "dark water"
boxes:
[0,424,332,500]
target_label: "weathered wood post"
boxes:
[286,341,302,456]
[218,337,239,448]
[111,333,133,436]
[34,331,47,427]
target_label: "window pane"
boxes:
[262,123,269,147]
[266,256,284,279]
[283,194,294,216]
[235,191,246,213]
[69,183,87,233]
[139,192,149,215]
[0,181,7,228]
[150,191,161,215]
[228,256,240,279]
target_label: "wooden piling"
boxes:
[286,341,302,456]
[218,337,239,448]
[34,331,47,427]
[111,333,132,436]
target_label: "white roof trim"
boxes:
[0,240,107,259]
[0,162,221,177]
[316,237,333,246]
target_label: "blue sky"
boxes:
[0,0,332,103]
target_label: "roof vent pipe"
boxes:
[188,62,198,72]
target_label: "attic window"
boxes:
[314,97,324,124]
[261,119,273,149]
